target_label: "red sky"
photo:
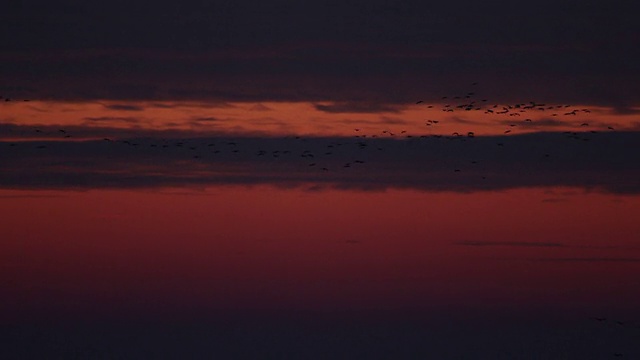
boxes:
[2,186,639,318]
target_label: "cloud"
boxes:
[0,194,64,199]
[379,116,409,125]
[450,117,486,125]
[83,116,140,123]
[148,102,234,109]
[455,241,565,248]
[2,47,639,109]
[530,258,640,263]
[335,117,409,126]
[541,197,568,203]
[0,131,638,193]
[191,116,220,122]
[610,106,640,115]
[0,124,229,141]
[249,103,273,111]
[314,102,402,114]
[103,104,145,111]
[456,241,629,250]
[500,118,574,128]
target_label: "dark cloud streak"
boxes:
[1,131,638,193]
[455,241,565,248]
[530,258,640,263]
[314,102,402,114]
[102,104,145,111]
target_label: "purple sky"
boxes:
[1,1,639,111]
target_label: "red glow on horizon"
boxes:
[1,187,638,317]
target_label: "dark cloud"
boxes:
[0,131,638,193]
[83,116,140,123]
[314,102,402,114]
[191,116,220,122]
[450,117,486,126]
[379,116,409,125]
[147,102,233,109]
[103,104,145,111]
[531,258,640,263]
[0,123,240,140]
[2,50,639,107]
[334,117,409,126]
[0,194,64,199]
[610,106,640,115]
[249,103,273,111]
[500,118,575,128]
[455,241,564,248]
[457,241,630,250]
[541,198,569,203]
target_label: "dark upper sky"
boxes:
[2,1,639,108]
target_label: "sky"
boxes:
[1,1,640,358]
[2,1,640,107]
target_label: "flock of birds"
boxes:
[0,83,620,180]
[1,85,637,357]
